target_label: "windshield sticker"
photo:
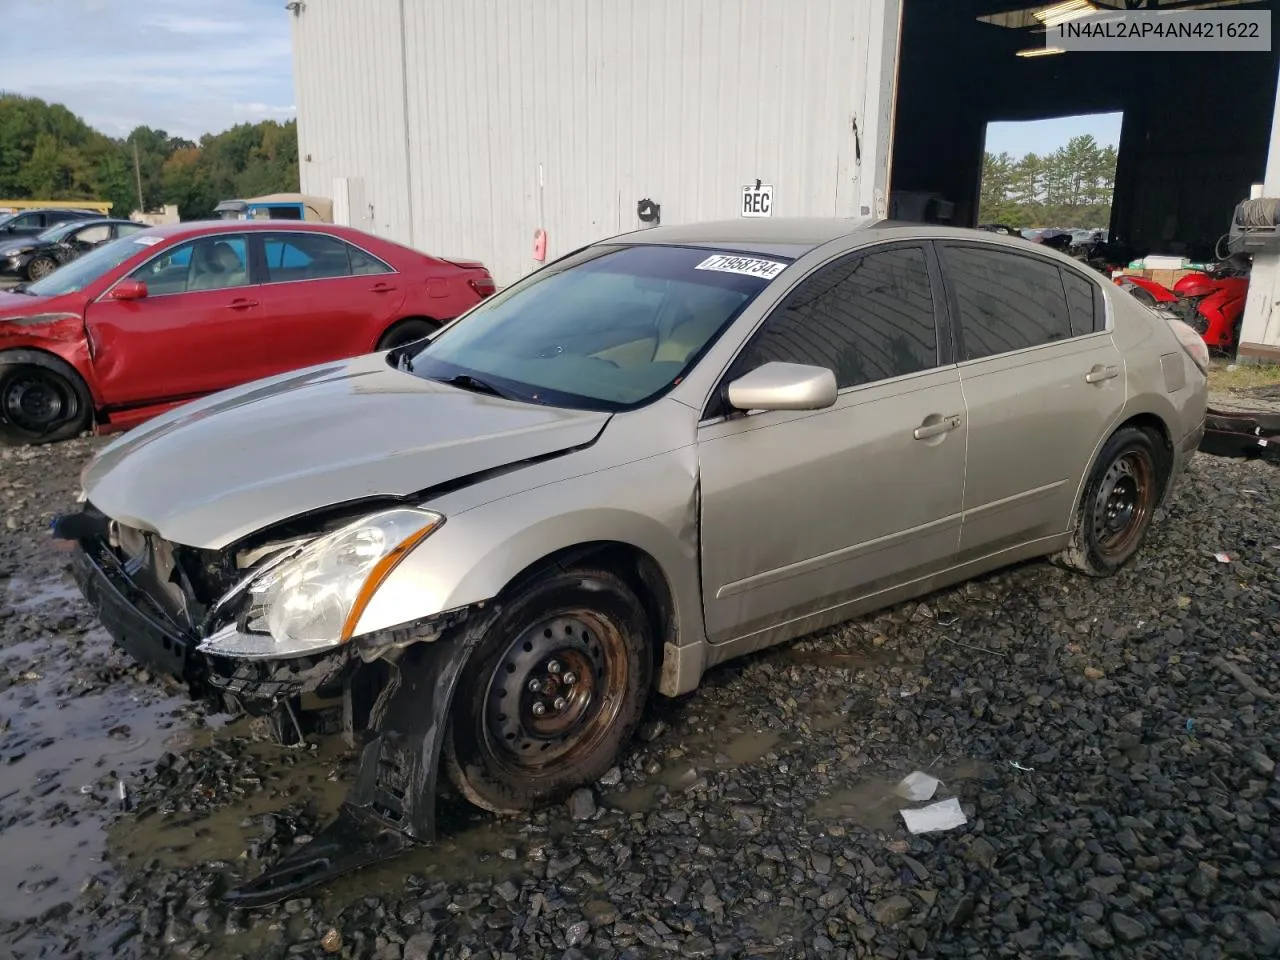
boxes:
[694,254,787,280]
[132,236,162,246]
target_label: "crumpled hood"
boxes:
[81,354,611,549]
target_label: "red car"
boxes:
[0,220,495,445]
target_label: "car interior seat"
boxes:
[189,241,246,290]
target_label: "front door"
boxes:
[935,243,1126,559]
[86,233,264,407]
[697,243,968,645]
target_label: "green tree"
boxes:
[0,92,300,219]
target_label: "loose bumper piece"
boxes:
[1198,407,1280,464]
[224,626,481,907]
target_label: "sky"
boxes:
[985,112,1124,158]
[0,0,296,140]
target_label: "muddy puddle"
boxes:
[809,758,994,832]
[0,566,213,924]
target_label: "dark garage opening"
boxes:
[890,0,1280,262]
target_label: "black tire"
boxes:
[444,567,653,815]
[376,318,438,351]
[0,351,93,446]
[24,256,57,282]
[1055,426,1167,577]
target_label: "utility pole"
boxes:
[132,141,145,213]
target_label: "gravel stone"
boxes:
[1111,913,1147,943]
[567,788,596,821]
[872,896,913,925]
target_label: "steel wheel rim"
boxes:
[1092,449,1155,561]
[27,258,54,280]
[482,611,626,772]
[1,369,77,434]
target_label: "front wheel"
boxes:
[1055,426,1166,577]
[0,356,93,446]
[444,568,653,814]
[24,256,57,282]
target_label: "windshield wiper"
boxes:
[434,373,519,401]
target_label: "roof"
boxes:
[128,219,358,241]
[610,217,882,256]
[599,217,1056,258]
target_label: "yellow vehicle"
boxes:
[0,199,112,216]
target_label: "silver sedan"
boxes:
[62,217,1208,899]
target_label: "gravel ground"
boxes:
[1,422,1279,960]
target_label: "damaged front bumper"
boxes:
[68,537,355,707]
[60,509,492,906]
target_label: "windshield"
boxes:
[24,234,154,297]
[406,244,789,411]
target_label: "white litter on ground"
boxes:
[894,771,940,802]
[900,796,968,834]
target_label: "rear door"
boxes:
[251,231,407,376]
[85,233,267,406]
[697,242,968,645]
[936,242,1124,559]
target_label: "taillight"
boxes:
[468,276,496,298]
[1165,313,1210,374]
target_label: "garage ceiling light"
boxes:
[1016,45,1066,56]
[1033,0,1096,28]
[978,0,1256,30]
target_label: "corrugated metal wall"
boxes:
[290,1,413,242]
[293,0,899,287]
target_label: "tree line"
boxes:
[979,134,1117,230]
[0,93,299,220]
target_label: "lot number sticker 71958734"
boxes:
[694,254,787,280]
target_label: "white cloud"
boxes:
[145,15,246,35]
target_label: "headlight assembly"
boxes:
[198,507,443,659]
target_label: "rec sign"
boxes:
[741,182,774,218]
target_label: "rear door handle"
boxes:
[914,414,962,440]
[370,282,398,294]
[226,298,259,310]
[1085,364,1119,383]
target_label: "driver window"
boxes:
[732,245,940,390]
[128,236,249,296]
[74,224,111,245]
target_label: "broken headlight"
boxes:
[198,508,444,659]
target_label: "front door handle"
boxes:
[226,298,259,310]
[913,414,962,441]
[1085,364,1119,383]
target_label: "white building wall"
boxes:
[292,0,900,288]
[1238,58,1280,360]
[289,1,413,242]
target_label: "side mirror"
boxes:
[110,279,149,301]
[726,362,838,412]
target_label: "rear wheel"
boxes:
[0,354,93,446]
[377,318,438,351]
[1056,426,1165,577]
[444,568,652,814]
[24,256,57,282]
